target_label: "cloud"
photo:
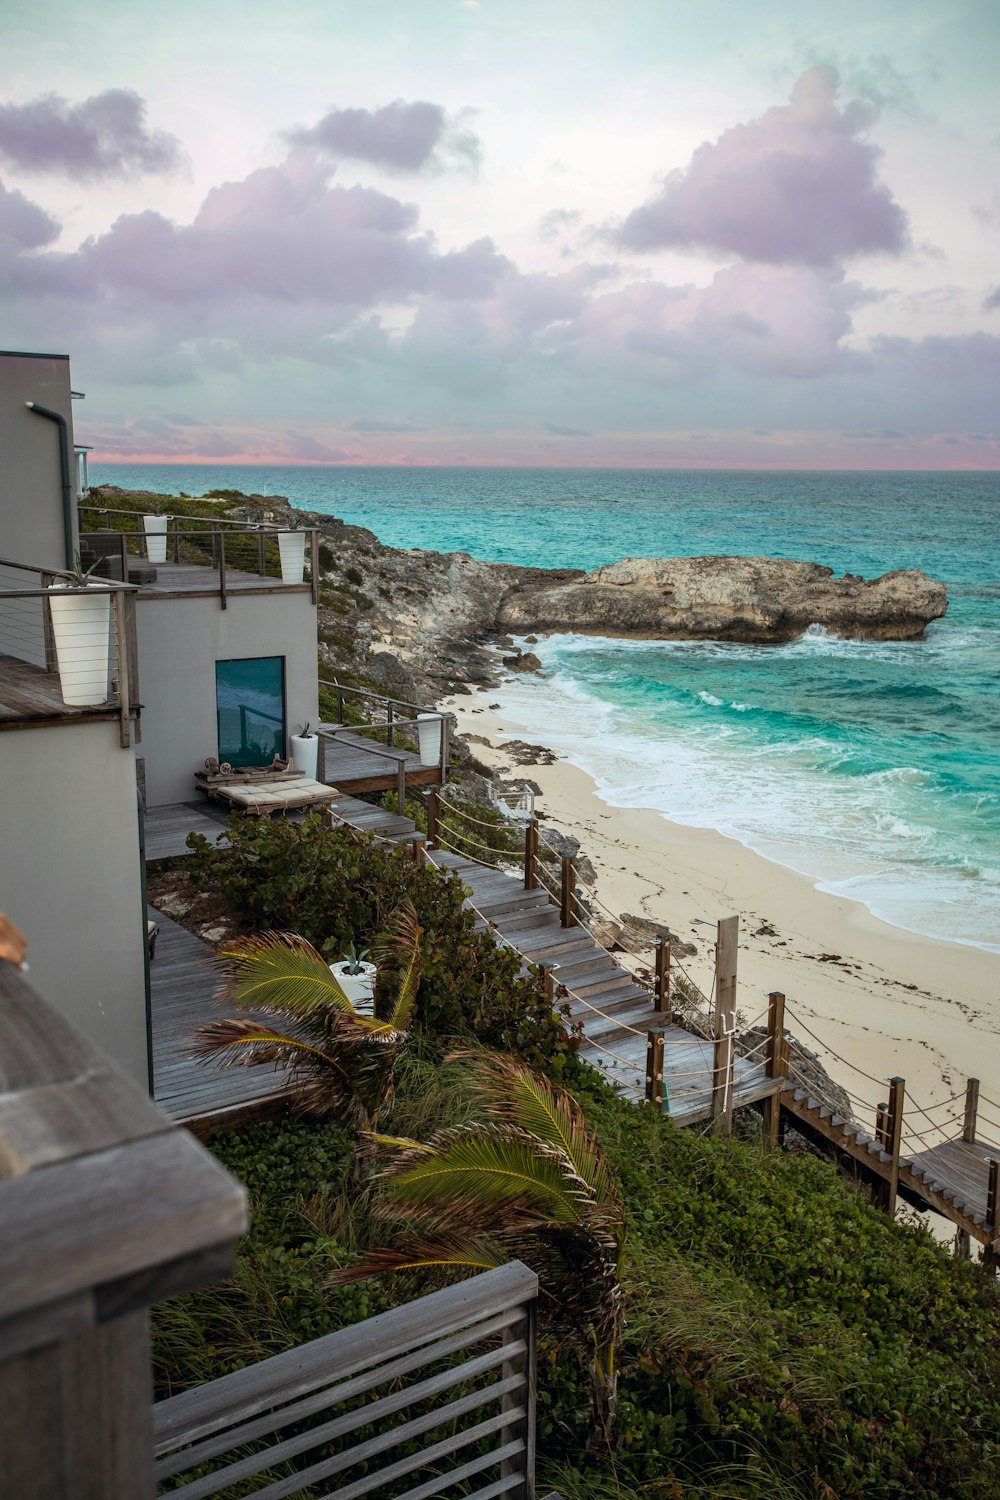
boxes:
[616,66,908,266]
[0,90,183,179]
[0,178,60,248]
[543,422,590,436]
[286,99,480,174]
[538,208,583,241]
[985,287,1000,311]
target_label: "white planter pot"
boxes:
[290,734,318,779]
[278,531,306,583]
[417,713,442,767]
[48,583,112,706]
[329,961,377,1017]
[143,513,169,563]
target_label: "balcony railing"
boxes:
[0,556,140,746]
[79,505,321,609]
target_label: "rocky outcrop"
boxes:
[498,556,947,644]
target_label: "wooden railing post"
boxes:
[985,1160,999,1274]
[396,759,406,816]
[524,818,538,891]
[119,529,129,582]
[40,569,58,673]
[560,857,576,928]
[218,529,227,610]
[499,1292,536,1500]
[709,916,738,1131]
[654,936,671,1017]
[963,1078,980,1143]
[536,961,556,1009]
[427,787,440,849]
[310,528,320,605]
[762,990,786,1149]
[875,1101,889,1150]
[173,516,181,563]
[409,833,427,866]
[112,587,131,748]
[257,525,265,575]
[878,1076,905,1216]
[337,684,345,722]
[387,702,394,748]
[439,713,449,783]
[210,519,218,568]
[645,1029,666,1111]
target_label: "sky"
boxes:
[2,0,999,468]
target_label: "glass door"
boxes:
[216,656,286,767]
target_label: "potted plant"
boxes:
[277,518,306,583]
[47,553,112,706]
[328,941,377,1015]
[142,512,170,563]
[290,720,318,778]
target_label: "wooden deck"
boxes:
[0,652,121,728]
[318,728,443,799]
[136,561,312,601]
[148,902,294,1133]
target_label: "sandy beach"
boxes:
[445,693,1000,1131]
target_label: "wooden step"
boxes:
[476,890,552,919]
[518,930,596,961]
[570,970,639,1000]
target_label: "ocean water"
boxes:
[94,465,1000,951]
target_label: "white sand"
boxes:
[445,695,1000,1135]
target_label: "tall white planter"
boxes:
[143,514,169,563]
[329,961,377,1017]
[417,713,442,767]
[290,733,318,778]
[48,584,111,706]
[278,530,306,583]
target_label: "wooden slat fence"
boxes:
[154,1261,539,1500]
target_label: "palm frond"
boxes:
[216,931,356,1018]
[192,1017,370,1126]
[326,1235,509,1288]
[191,1017,333,1069]
[449,1050,626,1223]
[371,900,423,1031]
[379,1126,589,1228]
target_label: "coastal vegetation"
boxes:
[153,814,1000,1499]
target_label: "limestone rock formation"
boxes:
[498,556,947,644]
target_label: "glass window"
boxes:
[216,657,286,767]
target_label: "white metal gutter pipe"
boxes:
[26,401,74,568]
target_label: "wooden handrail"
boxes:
[0,962,246,1497]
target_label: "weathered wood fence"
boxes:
[154,1261,541,1500]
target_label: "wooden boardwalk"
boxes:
[318,727,442,799]
[136,561,311,600]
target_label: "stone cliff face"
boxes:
[497,555,948,645]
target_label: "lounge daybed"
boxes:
[195,758,340,817]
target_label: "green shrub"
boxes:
[185,813,575,1071]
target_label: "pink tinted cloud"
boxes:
[0,90,183,179]
[0,178,60,248]
[286,99,481,174]
[618,66,907,266]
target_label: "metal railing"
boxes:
[79,505,321,609]
[153,1261,540,1500]
[0,556,140,747]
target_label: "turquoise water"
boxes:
[94,465,1000,950]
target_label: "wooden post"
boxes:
[310,529,320,605]
[337,683,345,723]
[173,516,181,563]
[524,818,538,890]
[560,857,576,928]
[963,1078,980,1143]
[761,990,786,1149]
[210,519,218,568]
[499,1293,536,1500]
[40,570,58,673]
[877,1076,905,1216]
[709,916,738,1131]
[396,759,406,817]
[654,937,671,1017]
[387,702,395,748]
[645,1029,665,1111]
[112,589,131,749]
[440,713,450,784]
[537,961,556,1006]
[985,1159,1000,1274]
[257,526,265,575]
[119,530,129,583]
[218,529,227,610]
[427,787,440,850]
[410,833,427,866]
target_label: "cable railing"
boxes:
[78,504,321,607]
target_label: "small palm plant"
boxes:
[328,1051,627,1449]
[192,903,422,1175]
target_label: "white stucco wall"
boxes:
[0,351,78,572]
[135,589,319,807]
[0,721,149,1087]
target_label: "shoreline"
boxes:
[445,694,1000,1118]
